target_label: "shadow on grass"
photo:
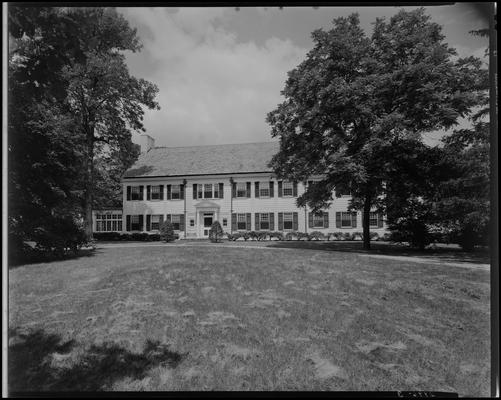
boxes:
[8,248,101,269]
[267,241,490,264]
[8,327,184,392]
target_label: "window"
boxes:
[151,185,161,200]
[237,213,247,230]
[259,213,269,230]
[190,219,195,227]
[171,214,181,230]
[313,213,325,228]
[223,218,227,227]
[369,212,379,227]
[283,181,293,196]
[131,215,141,231]
[131,186,141,200]
[151,215,161,230]
[259,183,270,197]
[283,212,293,230]
[171,185,181,200]
[341,212,352,228]
[236,182,247,198]
[204,184,213,199]
[96,213,122,232]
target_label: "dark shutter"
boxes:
[246,213,251,230]
[336,212,341,228]
[193,184,197,200]
[138,215,144,231]
[255,213,260,231]
[255,182,260,198]
[378,213,383,228]
[166,214,171,222]
[159,185,164,200]
[180,184,185,200]
[323,212,329,228]
[219,183,224,199]
[351,212,357,228]
[308,212,313,228]
[127,186,131,201]
[167,185,171,200]
[159,215,164,225]
[278,181,283,197]
[231,213,237,231]
[139,186,144,200]
[126,215,131,231]
[278,212,284,231]
[232,182,236,198]
[180,214,185,231]
[246,182,251,198]
[269,181,274,197]
[269,213,275,231]
[293,212,298,231]
[146,215,151,231]
[147,185,151,200]
[293,182,298,197]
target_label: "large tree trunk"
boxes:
[362,194,371,250]
[83,130,94,241]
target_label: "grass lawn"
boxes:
[8,244,490,394]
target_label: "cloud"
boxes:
[120,7,307,147]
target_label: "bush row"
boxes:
[92,232,179,241]
[225,231,391,241]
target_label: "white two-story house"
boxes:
[98,134,386,239]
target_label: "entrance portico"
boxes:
[194,200,220,238]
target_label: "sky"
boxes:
[119,4,490,148]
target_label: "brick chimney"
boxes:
[139,134,155,154]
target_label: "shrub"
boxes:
[32,217,87,257]
[271,231,284,240]
[241,231,250,241]
[352,232,363,241]
[342,232,353,241]
[209,221,224,243]
[256,231,270,241]
[249,231,259,241]
[309,231,325,241]
[370,232,380,241]
[381,233,391,241]
[285,232,296,241]
[159,221,176,242]
[296,232,309,241]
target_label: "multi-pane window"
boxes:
[190,219,195,227]
[236,183,247,198]
[259,213,270,230]
[151,215,161,230]
[341,212,353,227]
[96,213,122,232]
[283,212,293,230]
[171,214,181,230]
[171,185,181,200]
[151,185,161,200]
[313,213,325,228]
[369,212,379,227]
[223,218,227,227]
[259,183,270,197]
[204,184,213,199]
[131,215,141,231]
[131,186,141,200]
[237,213,247,230]
[283,181,293,196]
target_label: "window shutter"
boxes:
[255,182,260,198]
[147,185,151,200]
[180,184,185,200]
[126,215,131,231]
[159,185,164,200]
[377,213,383,228]
[323,212,329,228]
[180,214,185,231]
[127,186,131,201]
[139,186,144,200]
[278,212,284,231]
[293,182,298,197]
[219,183,224,199]
[231,213,237,231]
[159,215,164,225]
[167,185,171,200]
[293,212,298,230]
[278,181,283,197]
[232,182,236,198]
[255,213,260,230]
[246,182,251,198]
[138,215,144,231]
[269,213,275,231]
[146,215,151,231]
[308,212,313,228]
[351,212,357,228]
[336,212,341,228]
[269,181,274,197]
[193,184,197,200]
[246,213,251,230]
[166,214,171,222]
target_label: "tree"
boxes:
[266,9,486,250]
[209,221,224,243]
[159,221,176,243]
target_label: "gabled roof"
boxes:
[123,142,280,178]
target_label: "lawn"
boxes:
[8,243,491,395]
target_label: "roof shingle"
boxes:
[123,142,279,178]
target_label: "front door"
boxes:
[202,213,213,237]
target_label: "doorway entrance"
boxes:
[201,212,214,237]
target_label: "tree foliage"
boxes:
[266,9,487,249]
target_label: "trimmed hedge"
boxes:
[92,232,171,242]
